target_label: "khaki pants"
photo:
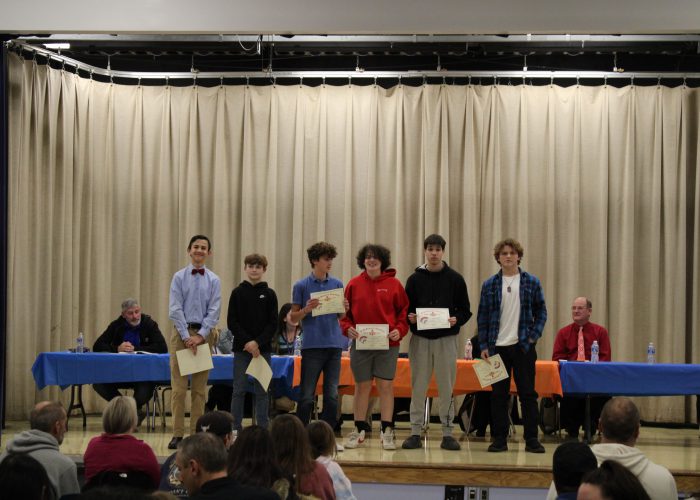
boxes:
[169,326,218,437]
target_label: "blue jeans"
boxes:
[297,348,341,428]
[231,351,271,431]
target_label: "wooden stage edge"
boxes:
[342,461,700,492]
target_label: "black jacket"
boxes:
[92,314,167,353]
[405,262,472,339]
[227,281,278,352]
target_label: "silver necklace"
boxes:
[504,275,517,293]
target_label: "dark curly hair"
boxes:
[356,244,391,271]
[306,242,338,265]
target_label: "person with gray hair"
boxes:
[174,433,278,499]
[83,396,160,491]
[0,401,80,498]
[92,298,167,425]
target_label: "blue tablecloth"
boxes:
[559,360,700,396]
[32,352,296,390]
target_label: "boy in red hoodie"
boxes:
[340,244,409,450]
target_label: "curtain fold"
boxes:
[7,53,700,422]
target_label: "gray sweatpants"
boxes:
[408,333,459,436]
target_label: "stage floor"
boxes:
[3,416,699,493]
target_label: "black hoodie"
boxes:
[227,281,278,352]
[404,262,472,339]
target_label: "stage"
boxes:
[3,415,699,495]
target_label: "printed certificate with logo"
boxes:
[310,288,345,316]
[416,308,450,330]
[473,354,509,388]
[355,324,389,350]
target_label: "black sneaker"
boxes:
[525,439,545,453]
[440,436,461,451]
[137,409,147,428]
[488,439,508,452]
[167,436,183,450]
[401,434,423,449]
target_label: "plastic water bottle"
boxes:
[590,340,599,363]
[647,342,656,364]
[464,339,473,360]
[76,332,85,353]
[293,335,302,356]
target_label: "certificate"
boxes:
[246,355,273,391]
[416,308,450,330]
[310,288,345,316]
[473,354,509,388]
[175,344,214,376]
[355,324,389,350]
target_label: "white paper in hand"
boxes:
[175,344,214,376]
[246,355,273,391]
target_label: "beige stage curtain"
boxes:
[7,53,700,422]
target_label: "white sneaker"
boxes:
[335,442,345,452]
[344,429,365,449]
[381,427,396,450]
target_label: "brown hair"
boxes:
[493,238,524,265]
[244,253,268,270]
[306,420,337,459]
[270,414,316,492]
[355,244,391,271]
[306,242,338,265]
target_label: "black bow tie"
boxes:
[191,268,205,275]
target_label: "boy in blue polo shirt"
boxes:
[290,242,348,434]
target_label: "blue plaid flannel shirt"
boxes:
[477,269,547,354]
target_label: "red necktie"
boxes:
[191,268,205,275]
[577,326,585,361]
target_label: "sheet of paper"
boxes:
[310,288,345,316]
[245,355,273,391]
[473,354,510,388]
[175,344,214,376]
[416,307,451,330]
[355,324,389,350]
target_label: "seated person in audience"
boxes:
[228,425,291,500]
[228,254,278,432]
[578,460,651,500]
[174,432,278,499]
[272,303,301,355]
[0,452,55,500]
[270,414,335,500]
[160,410,236,498]
[552,297,611,439]
[92,298,167,426]
[0,401,80,498]
[83,396,160,491]
[552,441,597,500]
[546,397,678,500]
[307,420,356,500]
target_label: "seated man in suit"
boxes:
[552,296,611,439]
[92,298,167,425]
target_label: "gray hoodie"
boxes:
[0,429,80,498]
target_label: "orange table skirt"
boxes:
[292,356,562,398]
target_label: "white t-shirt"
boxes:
[496,274,520,346]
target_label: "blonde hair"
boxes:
[102,395,138,434]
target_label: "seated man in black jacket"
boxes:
[92,298,167,425]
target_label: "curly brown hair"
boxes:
[306,242,338,266]
[493,238,524,265]
[355,243,391,271]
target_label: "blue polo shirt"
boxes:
[292,273,346,349]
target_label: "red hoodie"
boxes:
[340,269,409,346]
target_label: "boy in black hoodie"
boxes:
[227,254,278,431]
[401,234,472,451]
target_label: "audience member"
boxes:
[272,303,301,355]
[83,396,160,491]
[0,452,54,500]
[578,460,651,500]
[160,411,235,498]
[79,485,151,500]
[552,297,611,439]
[0,401,79,498]
[270,414,336,500]
[552,441,597,500]
[174,433,278,499]
[227,425,290,500]
[92,298,168,426]
[307,420,356,500]
[546,397,677,500]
